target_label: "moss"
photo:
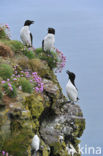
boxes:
[0,64,13,80]
[23,93,44,131]
[24,93,44,119]
[21,110,31,119]
[11,120,22,133]
[50,141,68,156]
[41,140,49,156]
[32,119,40,131]
[73,119,85,138]
[2,129,32,156]
[29,58,51,78]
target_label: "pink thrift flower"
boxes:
[1,80,6,84]
[21,71,24,73]
[2,151,5,155]
[32,72,37,75]
[6,153,9,156]
[13,78,17,81]
[35,87,39,92]
[18,75,20,78]
[5,24,9,29]
[8,83,12,87]
[9,87,13,91]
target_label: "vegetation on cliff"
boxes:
[0,24,85,156]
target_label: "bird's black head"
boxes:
[48,28,55,34]
[24,20,34,26]
[66,70,76,82]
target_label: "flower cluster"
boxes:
[8,83,13,91]
[1,81,13,91]
[55,49,66,73]
[0,24,10,31]
[32,72,44,93]
[1,151,8,156]
[0,24,10,38]
[12,65,44,93]
[0,65,44,97]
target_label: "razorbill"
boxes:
[20,20,34,47]
[42,28,55,52]
[66,70,79,103]
[31,134,40,156]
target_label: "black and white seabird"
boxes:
[20,20,34,47]
[31,134,40,156]
[42,28,55,52]
[66,70,79,103]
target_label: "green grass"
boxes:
[35,48,58,69]
[0,40,24,53]
[23,48,35,59]
[0,39,35,59]
[0,64,13,80]
[0,90,3,100]
[0,29,7,39]
[3,83,17,98]
[19,78,33,93]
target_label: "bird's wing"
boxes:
[66,83,78,100]
[30,33,33,46]
[24,30,31,46]
[42,40,44,51]
[20,27,31,46]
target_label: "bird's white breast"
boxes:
[31,135,40,151]
[20,26,31,46]
[66,80,78,102]
[44,34,55,51]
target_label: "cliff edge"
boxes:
[0,25,85,156]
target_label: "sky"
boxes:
[0,0,103,155]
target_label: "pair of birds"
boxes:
[20,20,78,104]
[20,20,55,52]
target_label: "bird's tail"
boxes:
[31,150,37,156]
[77,97,80,101]
[34,151,37,156]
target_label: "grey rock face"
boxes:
[40,102,85,145]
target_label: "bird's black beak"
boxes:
[66,70,70,75]
[31,21,34,24]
